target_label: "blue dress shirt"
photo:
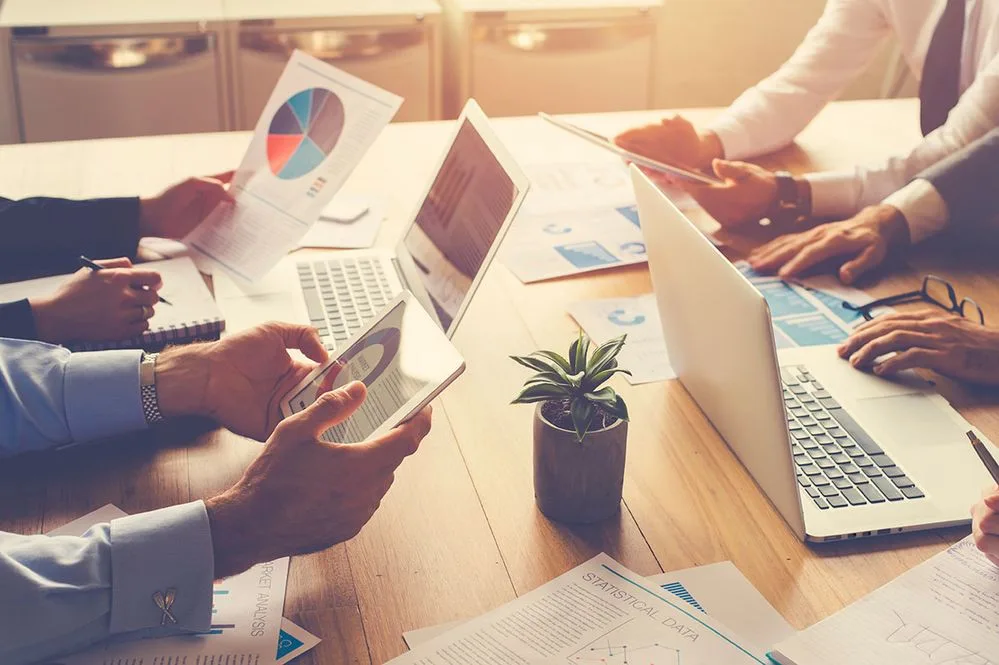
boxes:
[0,338,215,665]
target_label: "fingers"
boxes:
[839,243,886,285]
[352,406,433,466]
[845,330,942,368]
[838,315,934,358]
[711,159,752,183]
[777,235,863,280]
[94,257,133,269]
[208,170,235,185]
[870,348,948,376]
[282,382,367,440]
[122,286,160,307]
[124,269,163,290]
[267,321,329,364]
[984,488,999,511]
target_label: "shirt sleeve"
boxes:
[0,299,39,341]
[0,338,146,457]
[882,179,951,243]
[805,53,999,219]
[706,0,890,160]
[0,501,214,665]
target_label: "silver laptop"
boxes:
[216,99,530,348]
[631,165,995,543]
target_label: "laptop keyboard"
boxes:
[297,258,399,350]
[781,365,925,510]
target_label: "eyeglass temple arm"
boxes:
[841,290,923,312]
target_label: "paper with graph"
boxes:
[769,536,999,665]
[386,553,767,665]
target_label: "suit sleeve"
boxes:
[0,196,142,281]
[919,127,999,229]
[0,299,38,340]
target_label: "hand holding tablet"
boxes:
[280,292,465,443]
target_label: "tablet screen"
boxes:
[285,296,461,442]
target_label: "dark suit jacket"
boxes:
[921,127,999,228]
[0,196,141,340]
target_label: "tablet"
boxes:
[539,112,724,186]
[280,291,465,443]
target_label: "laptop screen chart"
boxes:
[402,119,519,330]
[267,87,345,180]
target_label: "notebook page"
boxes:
[771,536,999,665]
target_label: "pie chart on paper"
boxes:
[266,87,345,180]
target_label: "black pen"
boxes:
[79,255,173,306]
[968,430,999,484]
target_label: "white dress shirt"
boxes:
[706,0,999,230]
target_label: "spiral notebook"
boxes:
[0,256,225,351]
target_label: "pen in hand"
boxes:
[79,255,173,306]
[968,430,999,484]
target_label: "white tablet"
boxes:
[280,291,465,443]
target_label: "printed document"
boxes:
[185,50,402,282]
[387,553,767,665]
[51,505,291,665]
[569,294,674,385]
[770,536,999,665]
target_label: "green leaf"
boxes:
[525,371,570,388]
[583,387,618,406]
[510,355,558,374]
[600,394,630,422]
[569,331,590,374]
[532,350,573,374]
[512,382,570,404]
[584,367,633,392]
[587,334,627,376]
[570,397,596,443]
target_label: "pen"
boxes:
[79,255,173,306]
[968,430,999,484]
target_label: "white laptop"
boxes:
[216,99,530,347]
[631,165,995,543]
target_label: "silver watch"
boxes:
[140,353,165,425]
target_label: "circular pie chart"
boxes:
[266,87,345,180]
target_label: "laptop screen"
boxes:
[401,118,521,331]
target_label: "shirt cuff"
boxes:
[109,501,214,635]
[0,298,39,340]
[64,349,146,442]
[705,116,754,161]
[882,179,950,244]
[803,171,862,219]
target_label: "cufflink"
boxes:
[153,588,178,625]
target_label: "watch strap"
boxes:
[140,353,165,425]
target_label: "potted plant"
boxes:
[511,331,630,524]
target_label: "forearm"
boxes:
[0,502,214,665]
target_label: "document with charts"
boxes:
[185,50,402,282]
[770,536,999,665]
[386,553,767,665]
[568,294,675,385]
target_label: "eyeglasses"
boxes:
[842,275,985,324]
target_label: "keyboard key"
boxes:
[872,477,904,501]
[799,395,816,404]
[831,452,850,464]
[848,472,867,484]
[799,416,817,426]
[814,434,834,445]
[824,467,844,479]
[806,448,826,460]
[815,412,833,421]
[891,475,915,489]
[817,459,836,470]
[819,397,840,409]
[793,454,809,464]
[791,408,808,418]
[814,497,830,509]
[820,485,840,497]
[812,475,831,487]
[856,456,875,468]
[807,426,824,436]
[801,464,822,476]
[842,488,867,505]
[792,430,810,440]
[862,466,883,478]
[806,486,820,498]
[797,474,811,487]
[828,495,848,508]
[806,403,825,412]
[882,466,906,478]
[821,443,840,454]
[847,447,867,459]
[902,486,926,499]
[791,385,807,395]
[840,463,860,475]
[833,477,853,490]
[826,407,884,454]
[858,483,886,504]
[870,453,893,467]
[825,426,846,436]
[812,390,832,399]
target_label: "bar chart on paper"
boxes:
[267,87,345,180]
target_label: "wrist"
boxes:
[765,172,812,229]
[155,344,213,419]
[29,296,66,343]
[138,196,160,237]
[206,490,271,579]
[873,204,912,249]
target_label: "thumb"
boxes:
[712,159,752,183]
[985,489,999,511]
[209,170,235,184]
[839,244,884,285]
[288,381,367,439]
[94,257,133,269]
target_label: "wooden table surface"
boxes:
[3,99,999,664]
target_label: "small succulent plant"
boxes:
[511,331,630,442]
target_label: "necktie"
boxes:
[920,0,967,136]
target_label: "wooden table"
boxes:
[3,99,999,664]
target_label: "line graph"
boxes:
[569,621,685,665]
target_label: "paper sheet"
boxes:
[568,294,675,385]
[771,536,999,665]
[50,505,291,665]
[277,618,321,664]
[295,195,385,249]
[388,553,767,665]
[185,50,402,282]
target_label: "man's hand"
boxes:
[614,116,723,171]
[30,258,162,344]
[681,159,779,228]
[972,487,999,566]
[205,382,433,578]
[139,171,235,239]
[155,322,329,441]
[837,311,999,385]
[748,204,911,283]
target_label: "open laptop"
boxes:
[216,99,530,348]
[631,165,995,542]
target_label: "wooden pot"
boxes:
[533,402,628,524]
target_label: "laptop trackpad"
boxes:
[852,394,963,448]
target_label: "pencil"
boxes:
[968,430,999,484]
[79,255,173,306]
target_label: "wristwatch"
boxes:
[140,353,165,425]
[765,171,811,226]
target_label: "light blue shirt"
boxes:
[0,338,215,665]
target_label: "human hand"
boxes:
[155,322,329,441]
[30,257,162,344]
[205,382,433,577]
[837,311,999,384]
[614,116,722,171]
[972,487,999,566]
[748,204,911,283]
[682,159,779,228]
[139,171,235,239]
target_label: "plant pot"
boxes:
[533,402,628,524]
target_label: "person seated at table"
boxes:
[0,172,233,344]
[973,486,999,565]
[0,322,432,665]
[615,0,999,230]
